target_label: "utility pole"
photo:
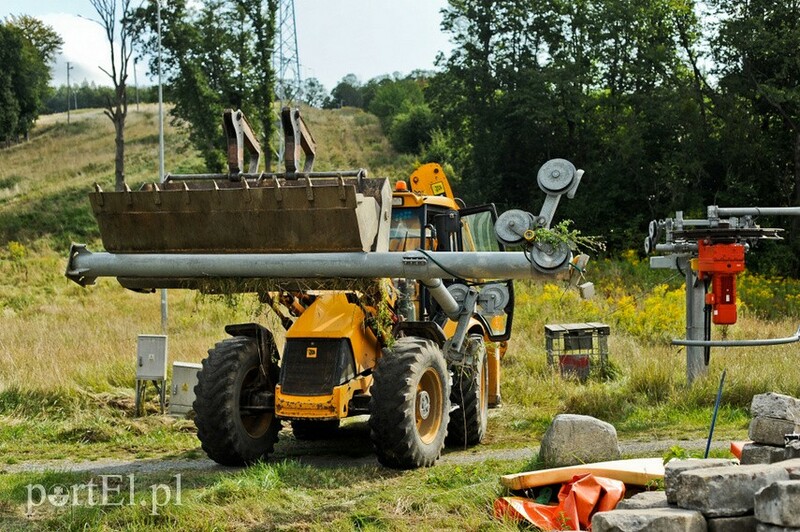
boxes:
[67,62,74,124]
[157,0,168,335]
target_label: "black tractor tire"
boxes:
[194,336,280,466]
[291,419,340,440]
[447,334,489,447]
[369,336,450,469]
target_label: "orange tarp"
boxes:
[494,473,625,531]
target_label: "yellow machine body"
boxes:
[274,293,379,420]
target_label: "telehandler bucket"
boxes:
[90,173,391,254]
[89,107,391,256]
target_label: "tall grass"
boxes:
[1,108,798,444]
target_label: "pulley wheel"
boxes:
[447,283,469,304]
[495,209,535,246]
[537,159,576,195]
[478,284,510,316]
[530,241,571,274]
[644,236,653,255]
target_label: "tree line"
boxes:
[305,1,800,274]
[45,83,160,114]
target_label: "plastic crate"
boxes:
[545,323,609,380]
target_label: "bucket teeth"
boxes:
[89,175,391,256]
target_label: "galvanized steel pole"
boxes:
[157,0,168,335]
[66,248,553,284]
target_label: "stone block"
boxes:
[757,524,800,532]
[741,443,787,465]
[781,458,800,479]
[539,414,620,467]
[755,480,800,527]
[675,463,790,517]
[665,459,739,505]
[786,441,800,460]
[591,508,707,532]
[616,490,669,510]
[751,393,800,422]
[708,515,758,532]
[749,417,800,446]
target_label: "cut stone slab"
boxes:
[755,480,800,527]
[708,515,758,532]
[665,459,739,505]
[539,414,621,467]
[591,508,707,532]
[675,463,790,517]
[786,441,800,460]
[741,443,788,465]
[751,393,800,422]
[616,490,669,510]
[782,458,800,479]
[757,524,800,532]
[749,416,800,447]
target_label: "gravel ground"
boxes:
[0,434,730,475]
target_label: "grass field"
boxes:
[1,108,799,530]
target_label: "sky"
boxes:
[0,0,454,91]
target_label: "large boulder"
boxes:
[539,414,621,467]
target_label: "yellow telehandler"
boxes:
[67,108,583,468]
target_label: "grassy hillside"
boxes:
[1,106,799,529]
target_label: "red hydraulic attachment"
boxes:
[696,241,746,325]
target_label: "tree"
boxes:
[301,77,327,108]
[389,104,435,153]
[0,17,60,143]
[130,0,278,171]
[91,0,135,191]
[368,78,425,127]
[235,0,278,169]
[324,74,363,109]
[0,26,22,144]
[6,14,63,63]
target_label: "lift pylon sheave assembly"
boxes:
[646,206,800,384]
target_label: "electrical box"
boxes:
[169,362,202,416]
[545,323,609,381]
[136,335,168,380]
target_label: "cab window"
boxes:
[389,208,422,251]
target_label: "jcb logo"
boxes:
[306,347,317,359]
[431,181,445,196]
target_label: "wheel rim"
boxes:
[480,356,489,412]
[239,367,272,438]
[416,367,443,444]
